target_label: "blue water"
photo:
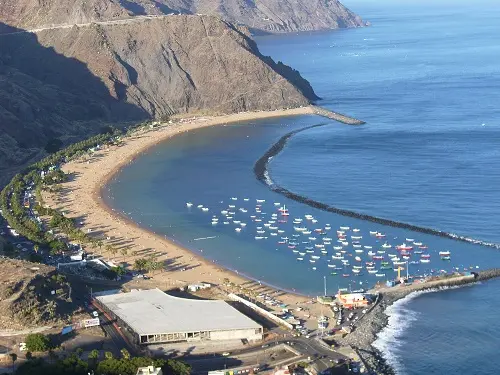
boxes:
[104,1,500,373]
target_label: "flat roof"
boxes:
[96,288,261,335]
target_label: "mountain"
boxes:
[0,16,318,183]
[0,0,365,34]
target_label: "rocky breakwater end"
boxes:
[311,106,366,125]
[337,269,500,375]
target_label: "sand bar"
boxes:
[44,106,328,326]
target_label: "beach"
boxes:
[43,106,330,327]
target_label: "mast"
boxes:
[324,275,327,296]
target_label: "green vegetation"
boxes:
[134,257,163,273]
[25,333,51,352]
[14,353,190,375]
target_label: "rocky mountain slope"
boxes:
[0,15,318,182]
[0,0,365,34]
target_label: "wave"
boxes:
[253,125,500,250]
[373,283,479,375]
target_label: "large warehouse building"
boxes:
[95,288,263,345]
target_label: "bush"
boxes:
[25,333,51,352]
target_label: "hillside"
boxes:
[0,16,318,183]
[0,0,365,34]
[0,258,79,330]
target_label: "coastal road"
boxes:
[0,15,176,36]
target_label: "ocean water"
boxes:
[104,1,500,373]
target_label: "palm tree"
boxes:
[89,349,99,365]
[120,248,128,262]
[104,351,113,360]
[120,348,130,360]
[9,353,17,371]
[97,240,103,254]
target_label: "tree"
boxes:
[97,240,103,254]
[120,248,128,261]
[9,353,17,370]
[104,351,113,360]
[120,348,130,360]
[75,348,84,358]
[33,244,39,253]
[25,351,33,360]
[88,349,99,364]
[44,138,64,154]
[25,333,50,352]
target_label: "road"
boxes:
[0,15,175,36]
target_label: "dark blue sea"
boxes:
[104,1,500,374]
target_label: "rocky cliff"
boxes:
[0,0,365,34]
[0,16,318,182]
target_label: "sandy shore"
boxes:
[44,106,329,326]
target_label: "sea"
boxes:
[103,1,500,374]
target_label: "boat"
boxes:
[439,251,451,256]
[351,236,362,240]
[377,250,386,254]
[376,273,386,277]
[364,246,373,249]
[396,243,413,251]
[321,250,328,254]
[303,231,312,235]
[352,269,361,274]
[414,250,423,254]
[342,241,349,246]
[228,204,236,208]
[294,227,307,232]
[382,242,392,248]
[353,228,361,232]
[368,269,378,274]
[297,258,304,261]
[393,261,406,266]
[223,221,230,225]
[337,230,345,235]
[333,246,343,250]
[256,199,265,203]
[312,267,317,270]
[376,233,386,238]
[369,231,378,235]
[342,274,350,277]
[231,197,237,201]
[197,204,204,208]
[244,198,250,201]
[355,256,362,262]
[331,272,338,276]
[414,242,423,246]
[340,226,350,230]
[441,256,451,261]
[309,260,316,263]
[328,264,336,268]
[201,207,209,212]
[309,237,317,241]
[274,202,280,206]
[380,265,392,270]
[419,245,429,249]
[420,259,431,263]
[235,228,242,232]
[372,255,384,260]
[186,202,193,207]
[368,251,376,256]
[255,236,264,240]
[312,219,318,223]
[406,238,415,242]
[421,254,431,258]
[299,252,306,256]
[311,255,320,259]
[270,232,278,236]
[355,249,364,253]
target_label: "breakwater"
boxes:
[254,125,500,250]
[339,269,500,375]
[311,106,366,125]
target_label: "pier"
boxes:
[311,106,366,125]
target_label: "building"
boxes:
[95,288,263,345]
[137,366,163,375]
[336,291,371,309]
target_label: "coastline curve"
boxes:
[254,125,500,250]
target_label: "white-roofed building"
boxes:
[95,288,263,345]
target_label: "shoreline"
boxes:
[45,106,335,327]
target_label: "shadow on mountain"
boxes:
[0,22,149,180]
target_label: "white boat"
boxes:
[240,223,247,227]
[355,256,362,262]
[311,219,318,223]
[293,250,299,253]
[337,230,345,235]
[306,250,315,253]
[255,236,264,240]
[233,220,241,224]
[294,226,307,232]
[278,230,285,234]
[235,228,242,232]
[269,226,278,230]
[240,209,248,213]
[264,223,271,227]
[332,256,343,260]
[299,252,306,256]
[333,246,343,250]
[323,241,331,245]
[228,204,236,208]
[388,253,397,258]
[406,238,415,242]
[341,259,349,264]
[256,199,266,203]
[377,250,386,254]
[309,260,316,263]
[323,237,333,241]
[186,202,193,207]
[382,243,392,249]
[231,197,237,201]
[305,214,314,220]
[368,251,376,256]
[340,226,350,230]
[353,244,362,249]
[364,246,373,249]
[376,273,386,277]
[303,231,312,235]
[393,261,406,266]
[353,265,363,269]
[270,232,278,236]
[321,250,328,254]
[369,231,378,235]
[311,255,320,259]
[309,237,317,241]
[201,207,209,212]
[244,198,250,201]
[342,241,349,246]
[439,251,451,256]
[315,244,325,248]
[355,249,364,253]
[255,219,262,222]
[197,204,204,208]
[352,269,361,274]
[223,221,230,225]
[274,202,281,206]
[368,269,378,274]
[353,228,361,232]
[351,236,362,240]
[328,264,336,268]
[312,267,317,270]
[420,259,431,263]
[297,258,304,261]
[256,230,266,234]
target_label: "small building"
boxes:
[336,291,371,309]
[137,366,163,375]
[95,288,263,345]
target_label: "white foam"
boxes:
[263,156,274,186]
[373,283,480,374]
